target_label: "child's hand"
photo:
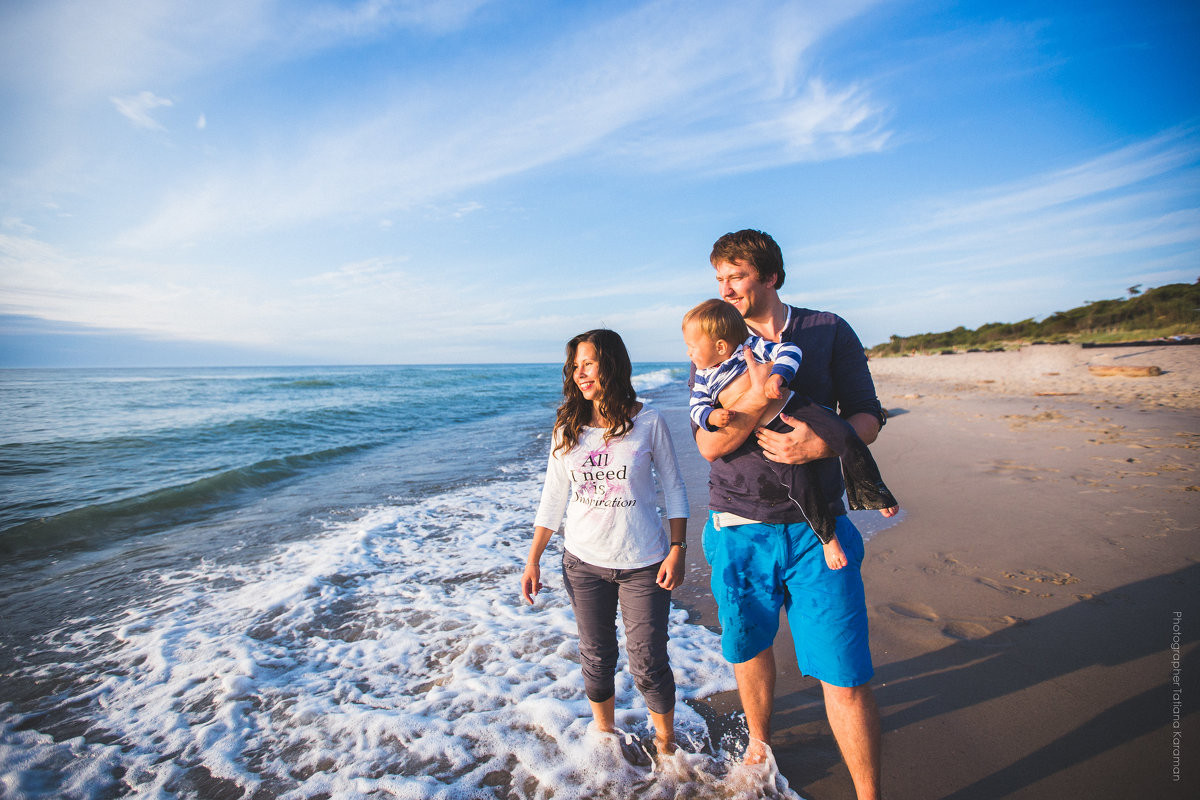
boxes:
[880,505,899,517]
[709,408,735,428]
[764,374,787,400]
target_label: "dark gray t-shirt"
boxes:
[689,306,885,523]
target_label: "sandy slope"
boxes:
[667,342,1199,800]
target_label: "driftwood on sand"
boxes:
[1086,364,1163,378]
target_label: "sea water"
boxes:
[0,365,807,799]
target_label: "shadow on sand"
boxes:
[763,563,1198,798]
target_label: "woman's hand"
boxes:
[522,527,555,604]
[521,563,542,604]
[656,547,684,591]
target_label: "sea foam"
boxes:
[0,472,803,799]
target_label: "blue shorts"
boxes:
[702,512,874,688]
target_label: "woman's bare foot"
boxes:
[654,733,677,756]
[743,737,771,765]
[585,720,617,736]
[823,535,848,570]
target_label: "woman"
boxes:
[521,329,688,756]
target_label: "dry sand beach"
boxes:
[668,343,1198,800]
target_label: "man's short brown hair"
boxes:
[710,229,785,290]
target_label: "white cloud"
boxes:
[621,78,891,175]
[302,0,500,37]
[2,217,36,235]
[7,0,1192,365]
[452,202,483,219]
[786,130,1200,343]
[113,0,889,249]
[920,129,1200,231]
[0,0,498,100]
[111,91,174,130]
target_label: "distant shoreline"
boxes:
[1079,337,1200,348]
[867,342,1200,410]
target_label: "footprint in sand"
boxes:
[1003,569,1079,586]
[917,552,975,575]
[976,577,1031,595]
[877,602,1026,642]
[884,601,939,621]
[987,460,1062,479]
[940,621,993,640]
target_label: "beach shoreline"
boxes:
[668,344,1199,799]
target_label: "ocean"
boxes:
[0,364,808,799]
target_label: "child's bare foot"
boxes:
[880,505,899,518]
[823,536,848,570]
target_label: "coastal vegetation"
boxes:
[869,280,1200,356]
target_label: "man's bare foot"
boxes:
[743,737,771,765]
[654,733,677,756]
[823,536,848,570]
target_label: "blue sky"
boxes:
[1,0,1197,367]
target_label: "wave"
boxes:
[5,407,385,459]
[632,365,689,392]
[0,444,371,558]
[275,379,338,388]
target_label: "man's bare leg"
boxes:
[822,682,881,800]
[733,646,776,763]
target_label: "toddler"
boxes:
[684,299,899,569]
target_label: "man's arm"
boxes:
[756,410,880,464]
[755,316,884,464]
[694,347,772,462]
[850,412,881,445]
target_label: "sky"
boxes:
[1,0,1198,367]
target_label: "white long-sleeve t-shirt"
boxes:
[534,406,688,569]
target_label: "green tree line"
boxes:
[869,280,1200,356]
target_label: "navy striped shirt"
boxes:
[689,335,802,430]
[690,306,885,523]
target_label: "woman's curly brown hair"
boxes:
[552,329,638,456]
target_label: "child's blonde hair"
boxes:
[683,298,749,347]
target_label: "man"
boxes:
[691,229,886,800]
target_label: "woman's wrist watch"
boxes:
[670,541,686,550]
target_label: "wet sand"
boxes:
[668,344,1199,799]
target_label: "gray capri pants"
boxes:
[561,550,676,715]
